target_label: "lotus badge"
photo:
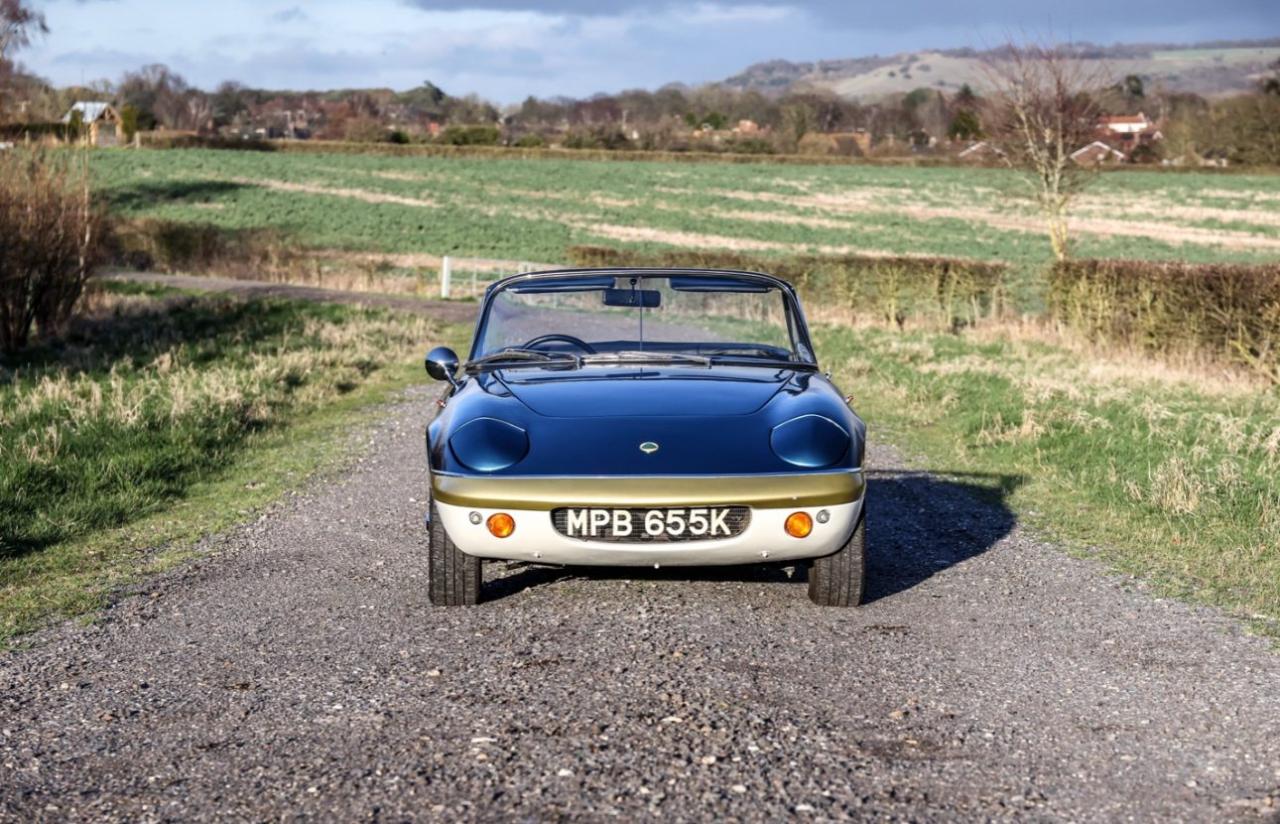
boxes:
[639,441,660,455]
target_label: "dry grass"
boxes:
[957,315,1273,397]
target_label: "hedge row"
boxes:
[130,135,1276,174]
[135,134,965,168]
[567,245,1007,328]
[0,123,77,140]
[1048,259,1280,381]
[107,218,301,276]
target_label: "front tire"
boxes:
[807,507,865,607]
[428,501,482,606]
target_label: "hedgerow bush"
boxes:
[108,218,299,275]
[567,245,1007,328]
[1048,259,1280,382]
[437,125,501,146]
[0,149,105,353]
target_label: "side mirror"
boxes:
[425,347,460,386]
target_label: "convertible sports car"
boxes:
[424,268,867,606]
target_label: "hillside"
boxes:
[723,39,1280,99]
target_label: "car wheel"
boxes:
[428,500,482,606]
[807,507,865,607]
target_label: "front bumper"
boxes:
[431,471,865,567]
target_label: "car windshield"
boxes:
[471,274,811,367]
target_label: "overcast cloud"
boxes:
[23,0,1279,101]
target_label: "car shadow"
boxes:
[481,468,1024,604]
[861,469,1023,604]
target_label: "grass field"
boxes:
[822,325,1280,632]
[92,149,1280,289]
[0,283,465,645]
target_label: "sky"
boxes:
[22,0,1280,102]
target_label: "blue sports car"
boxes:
[424,268,867,606]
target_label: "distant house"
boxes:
[62,102,121,147]
[1095,114,1157,136]
[1097,112,1163,151]
[1098,112,1153,136]
[1071,141,1126,165]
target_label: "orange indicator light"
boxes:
[785,512,813,539]
[487,513,516,538]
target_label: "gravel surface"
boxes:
[3,386,1279,822]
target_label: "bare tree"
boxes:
[982,40,1108,261]
[118,64,195,130]
[0,0,45,119]
[183,90,213,133]
[0,0,43,61]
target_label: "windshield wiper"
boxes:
[706,354,819,371]
[465,348,581,372]
[583,351,712,367]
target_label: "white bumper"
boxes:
[434,498,864,567]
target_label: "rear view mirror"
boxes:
[602,288,661,308]
[425,346,460,385]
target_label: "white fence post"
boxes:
[441,256,452,299]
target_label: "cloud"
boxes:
[398,0,1276,31]
[401,0,677,14]
[270,6,308,23]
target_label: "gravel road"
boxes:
[4,388,1280,821]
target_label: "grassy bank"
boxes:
[0,284,465,645]
[820,322,1280,630]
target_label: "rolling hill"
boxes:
[722,39,1280,99]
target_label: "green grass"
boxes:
[818,323,1280,632]
[0,285,467,645]
[91,148,1280,286]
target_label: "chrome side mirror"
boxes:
[425,347,460,387]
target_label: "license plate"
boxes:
[557,507,742,541]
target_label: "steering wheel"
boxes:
[523,334,598,354]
